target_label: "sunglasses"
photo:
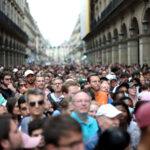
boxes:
[29,100,44,107]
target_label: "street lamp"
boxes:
[129,26,135,36]
[142,20,149,32]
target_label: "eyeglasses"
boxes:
[74,99,91,103]
[29,100,44,107]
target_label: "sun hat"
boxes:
[96,104,122,118]
[21,132,41,149]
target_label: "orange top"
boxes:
[95,91,108,106]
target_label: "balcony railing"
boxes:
[0,10,28,41]
[90,0,124,31]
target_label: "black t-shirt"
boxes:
[0,87,15,100]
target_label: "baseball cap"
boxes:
[24,70,34,77]
[22,132,41,149]
[135,103,150,128]
[13,68,18,73]
[128,82,136,88]
[96,104,122,118]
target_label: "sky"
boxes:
[27,0,81,46]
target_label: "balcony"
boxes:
[0,10,28,42]
[90,0,124,31]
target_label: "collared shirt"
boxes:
[71,111,99,141]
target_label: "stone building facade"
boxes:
[83,0,150,66]
[68,16,85,64]
[0,0,28,66]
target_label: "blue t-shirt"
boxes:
[71,111,99,141]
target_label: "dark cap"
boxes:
[120,72,128,78]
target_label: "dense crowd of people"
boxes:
[0,62,150,150]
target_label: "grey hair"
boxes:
[71,90,92,102]
[24,89,45,102]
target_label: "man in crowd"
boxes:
[36,75,46,92]
[21,89,45,134]
[43,114,84,150]
[62,80,80,97]
[0,115,23,150]
[71,90,99,150]
[24,69,37,90]
[48,77,64,103]
[0,71,17,99]
[87,73,108,105]
[96,104,122,132]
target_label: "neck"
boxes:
[138,136,150,150]
[54,92,62,98]
[27,83,35,88]
[31,114,43,120]
[75,111,88,123]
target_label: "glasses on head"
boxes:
[29,100,44,107]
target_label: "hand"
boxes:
[7,84,16,93]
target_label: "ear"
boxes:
[46,144,58,150]
[1,139,10,149]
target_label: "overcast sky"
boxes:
[27,0,81,46]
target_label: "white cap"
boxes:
[96,104,122,118]
[13,68,18,73]
[24,70,34,77]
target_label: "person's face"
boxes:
[128,86,137,96]
[140,77,145,85]
[20,103,30,117]
[102,71,107,77]
[8,120,23,149]
[13,102,20,116]
[36,77,45,90]
[28,94,44,117]
[19,81,26,89]
[2,75,12,87]
[45,76,50,84]
[111,80,117,88]
[97,115,120,131]
[67,85,80,96]
[115,105,128,124]
[31,128,45,148]
[89,76,100,91]
[72,92,91,114]
[88,104,99,119]
[52,79,63,92]
[26,74,35,84]
[100,82,110,95]
[118,86,128,94]
[48,131,84,150]
[115,93,125,101]
[124,99,133,108]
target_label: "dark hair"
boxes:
[43,114,81,146]
[6,97,17,114]
[0,115,11,149]
[82,87,95,100]
[18,96,26,109]
[59,96,72,110]
[112,101,131,125]
[95,127,130,150]
[87,73,99,83]
[28,119,44,136]
[0,71,12,83]
[25,89,45,102]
